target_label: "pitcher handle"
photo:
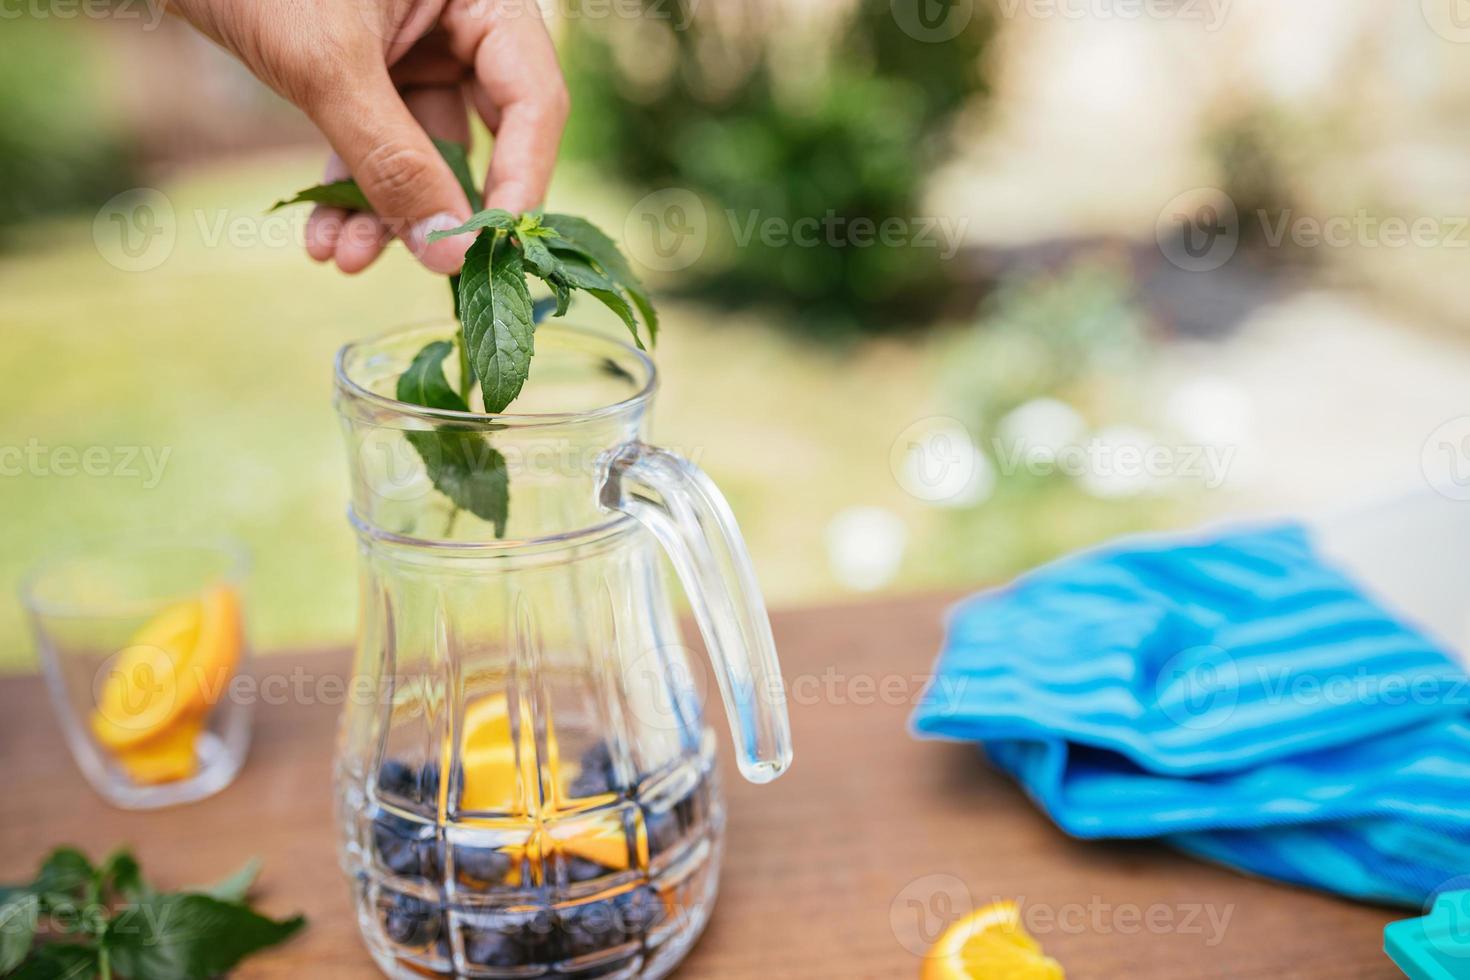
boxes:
[598,442,792,784]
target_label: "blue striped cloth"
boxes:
[911,523,1470,906]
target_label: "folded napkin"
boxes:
[911,522,1470,906]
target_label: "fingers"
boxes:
[306,155,351,264]
[305,207,344,263]
[305,153,390,272]
[403,84,472,152]
[303,64,474,274]
[459,4,569,212]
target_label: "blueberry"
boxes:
[567,856,610,884]
[569,742,615,798]
[561,899,620,959]
[616,885,665,934]
[454,845,512,888]
[372,809,442,880]
[676,784,706,828]
[560,886,663,959]
[462,909,560,968]
[381,893,441,948]
[419,761,464,803]
[377,759,420,798]
[642,806,683,858]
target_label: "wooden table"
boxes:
[0,595,1403,979]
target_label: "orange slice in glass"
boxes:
[92,585,241,750]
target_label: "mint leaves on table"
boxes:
[274,139,658,537]
[0,847,303,980]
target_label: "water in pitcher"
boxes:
[332,324,790,979]
[339,691,723,978]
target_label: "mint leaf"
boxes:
[105,894,304,980]
[0,893,39,972]
[98,848,146,900]
[33,848,94,900]
[271,141,477,216]
[398,341,467,412]
[459,233,535,414]
[196,857,261,904]
[542,253,643,349]
[268,180,370,214]
[516,234,559,281]
[542,213,659,344]
[407,430,509,536]
[428,208,517,242]
[396,341,510,536]
[9,942,96,980]
[432,138,480,206]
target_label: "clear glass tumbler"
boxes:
[20,538,254,809]
[333,323,793,979]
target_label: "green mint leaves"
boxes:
[395,341,509,536]
[431,210,656,358]
[268,179,371,214]
[272,139,658,540]
[0,847,304,980]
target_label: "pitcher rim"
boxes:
[334,321,658,429]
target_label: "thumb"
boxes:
[305,67,473,274]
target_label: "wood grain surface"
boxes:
[0,595,1403,979]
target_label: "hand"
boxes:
[170,0,569,274]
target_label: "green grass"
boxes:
[0,152,1191,671]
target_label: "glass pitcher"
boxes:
[332,323,792,979]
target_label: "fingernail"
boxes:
[408,212,471,274]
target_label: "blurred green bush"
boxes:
[0,21,133,229]
[561,0,992,338]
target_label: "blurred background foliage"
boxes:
[561,0,993,337]
[4,0,1470,668]
[0,20,135,227]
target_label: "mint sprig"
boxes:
[0,847,303,980]
[395,341,509,536]
[274,139,658,538]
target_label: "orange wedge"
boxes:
[115,717,204,784]
[91,585,242,752]
[457,694,639,878]
[922,901,1065,980]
